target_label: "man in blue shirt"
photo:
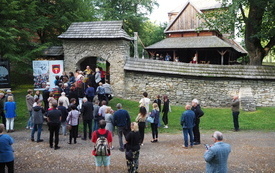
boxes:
[113,103,131,152]
[204,131,231,173]
[180,104,195,149]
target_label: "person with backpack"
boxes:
[91,120,112,173]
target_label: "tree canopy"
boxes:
[199,0,275,65]
[0,0,94,71]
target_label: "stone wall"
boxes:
[62,39,130,97]
[124,71,275,108]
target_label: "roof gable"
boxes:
[165,2,205,33]
[58,20,133,40]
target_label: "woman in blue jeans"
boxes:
[150,103,160,143]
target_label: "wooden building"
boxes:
[145,0,247,65]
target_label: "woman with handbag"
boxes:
[135,106,147,146]
[66,104,80,144]
[125,122,141,173]
[150,103,160,143]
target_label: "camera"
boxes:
[204,144,210,150]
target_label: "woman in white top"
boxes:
[139,92,150,116]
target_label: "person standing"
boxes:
[26,89,34,129]
[94,67,101,87]
[93,100,100,131]
[135,106,147,146]
[31,101,45,142]
[85,83,95,103]
[81,97,94,140]
[66,104,80,144]
[4,96,16,132]
[102,81,112,101]
[204,131,231,173]
[0,93,6,128]
[98,100,107,120]
[57,101,68,136]
[113,103,131,152]
[58,92,69,109]
[42,86,50,111]
[139,92,150,116]
[162,95,170,128]
[125,122,141,173]
[47,102,62,150]
[104,107,114,137]
[96,82,105,104]
[91,120,112,173]
[231,96,240,131]
[150,103,160,143]
[0,124,14,173]
[191,99,204,145]
[180,104,195,149]
[153,95,162,127]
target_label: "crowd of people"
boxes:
[0,72,237,172]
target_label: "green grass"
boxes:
[11,85,275,132]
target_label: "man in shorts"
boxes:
[91,120,112,173]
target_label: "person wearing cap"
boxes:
[5,89,14,102]
[204,131,231,173]
[0,93,5,128]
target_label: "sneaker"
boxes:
[119,148,124,152]
[194,142,201,145]
[31,138,35,142]
[182,145,188,149]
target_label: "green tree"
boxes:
[199,0,275,65]
[0,0,95,72]
[93,0,158,36]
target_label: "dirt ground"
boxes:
[6,127,275,173]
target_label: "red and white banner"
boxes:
[33,60,63,90]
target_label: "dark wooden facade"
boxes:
[146,0,247,65]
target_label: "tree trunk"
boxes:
[244,0,267,65]
[247,48,265,65]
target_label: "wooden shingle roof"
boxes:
[145,36,247,54]
[58,21,133,40]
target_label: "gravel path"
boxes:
[7,126,275,173]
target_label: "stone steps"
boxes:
[125,58,275,79]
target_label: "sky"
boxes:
[149,0,185,23]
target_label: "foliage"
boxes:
[199,0,275,65]
[92,0,161,57]
[0,0,95,73]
